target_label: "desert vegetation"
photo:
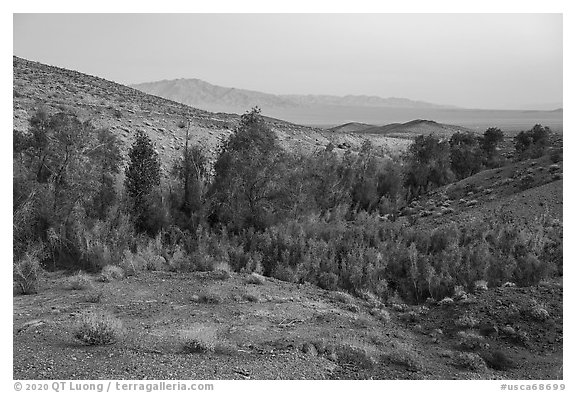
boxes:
[13,106,561,306]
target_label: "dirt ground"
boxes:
[14,268,562,380]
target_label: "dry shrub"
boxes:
[14,249,44,295]
[482,350,515,371]
[119,250,147,276]
[246,272,265,285]
[457,330,488,350]
[99,265,124,282]
[453,352,487,372]
[455,314,480,328]
[198,290,224,304]
[73,310,123,345]
[68,271,93,290]
[336,342,378,369]
[383,341,423,371]
[180,326,217,353]
[332,291,355,304]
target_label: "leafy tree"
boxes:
[479,127,504,167]
[514,124,550,159]
[404,135,453,199]
[87,128,123,219]
[124,129,161,233]
[209,107,285,231]
[171,140,208,230]
[449,132,483,179]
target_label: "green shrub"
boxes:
[73,310,123,345]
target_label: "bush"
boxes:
[246,272,266,285]
[68,271,93,290]
[383,341,423,371]
[14,251,44,295]
[99,265,124,282]
[527,301,550,321]
[85,290,104,303]
[73,310,123,345]
[482,350,515,371]
[180,326,217,353]
[318,272,339,290]
[198,290,224,304]
[119,250,147,276]
[455,314,480,328]
[453,352,487,372]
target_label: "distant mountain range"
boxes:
[130,78,457,113]
[130,78,563,131]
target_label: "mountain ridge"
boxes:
[130,78,458,113]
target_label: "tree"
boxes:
[449,132,483,179]
[170,126,208,230]
[514,124,550,159]
[404,135,453,199]
[479,127,504,167]
[209,107,285,231]
[124,129,161,233]
[87,128,123,219]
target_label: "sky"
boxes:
[13,13,563,110]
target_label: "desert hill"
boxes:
[13,57,409,175]
[348,119,473,139]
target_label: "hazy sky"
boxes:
[13,13,562,110]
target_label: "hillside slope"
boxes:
[13,57,409,176]
[13,57,414,173]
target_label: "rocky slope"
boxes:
[14,56,408,178]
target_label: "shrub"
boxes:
[455,314,480,328]
[369,308,391,324]
[332,291,355,304]
[318,272,339,290]
[85,290,104,303]
[210,269,231,281]
[383,341,423,371]
[527,301,550,321]
[246,272,266,285]
[336,343,378,369]
[272,265,297,282]
[168,245,191,271]
[198,290,224,304]
[482,350,515,371]
[242,291,260,303]
[68,271,93,290]
[73,310,123,345]
[119,250,147,276]
[457,330,487,350]
[99,265,124,282]
[14,251,43,295]
[180,326,217,353]
[453,352,487,372]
